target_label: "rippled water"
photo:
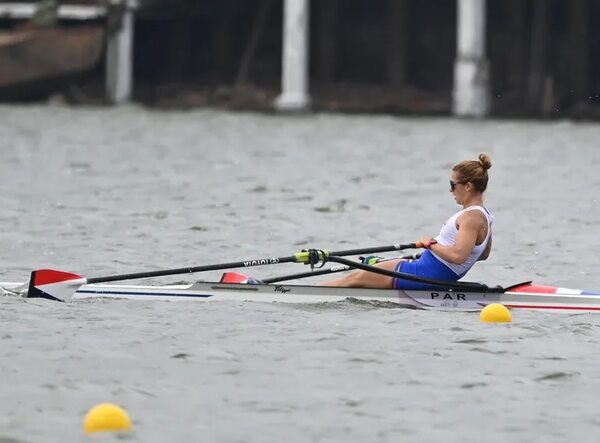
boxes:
[1,104,600,442]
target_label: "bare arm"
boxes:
[428,212,483,264]
[478,236,492,261]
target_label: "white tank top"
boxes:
[431,206,493,277]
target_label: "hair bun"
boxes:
[478,153,492,171]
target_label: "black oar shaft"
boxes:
[86,243,420,284]
[263,251,423,284]
[87,255,299,284]
[263,265,351,284]
[327,256,496,292]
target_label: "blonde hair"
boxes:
[453,153,492,192]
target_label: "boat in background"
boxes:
[0,25,104,89]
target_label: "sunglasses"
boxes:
[449,180,467,191]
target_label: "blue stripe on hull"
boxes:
[581,290,600,296]
[76,290,213,298]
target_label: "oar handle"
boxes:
[330,243,417,257]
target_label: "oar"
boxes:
[264,254,496,291]
[263,265,351,283]
[27,242,423,302]
[262,252,423,284]
[326,256,498,292]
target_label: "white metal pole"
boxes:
[106,0,135,105]
[452,0,490,117]
[275,0,311,111]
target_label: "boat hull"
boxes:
[3,280,600,312]
[0,25,104,88]
[11,281,600,312]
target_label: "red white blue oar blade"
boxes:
[219,272,263,284]
[220,272,252,283]
[27,269,87,302]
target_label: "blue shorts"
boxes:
[393,250,461,290]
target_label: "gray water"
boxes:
[1,105,600,443]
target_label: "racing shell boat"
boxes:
[3,279,600,312]
[3,243,600,312]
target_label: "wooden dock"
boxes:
[0,0,596,118]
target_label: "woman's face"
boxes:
[450,171,468,204]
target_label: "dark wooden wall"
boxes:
[1,0,597,115]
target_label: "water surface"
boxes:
[1,105,600,442]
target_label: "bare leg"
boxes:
[320,259,405,288]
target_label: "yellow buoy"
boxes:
[480,303,512,323]
[83,403,132,433]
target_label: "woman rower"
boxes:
[321,153,493,289]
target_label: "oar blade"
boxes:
[28,269,87,303]
[220,272,263,284]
